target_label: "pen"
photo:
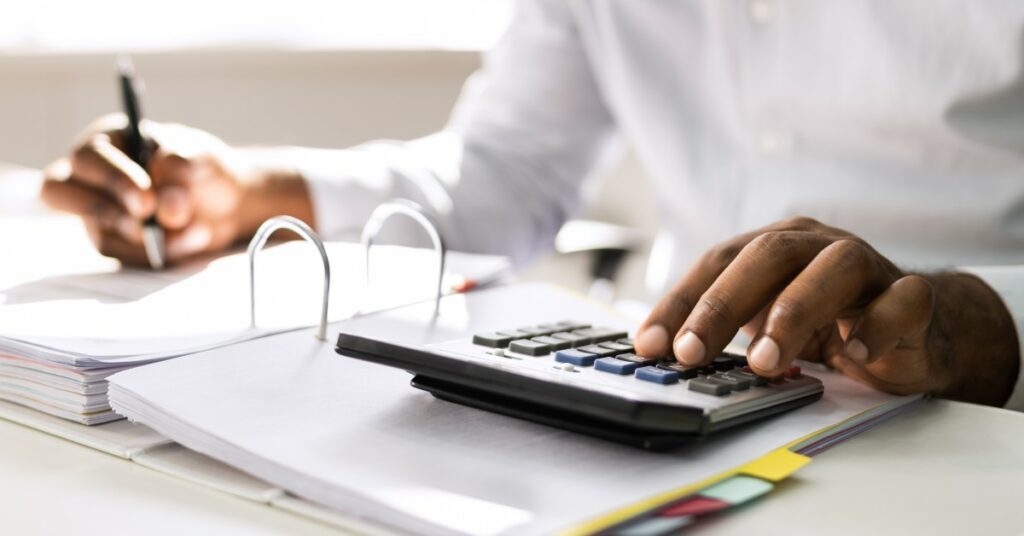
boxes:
[118,56,165,270]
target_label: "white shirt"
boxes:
[290,0,1024,409]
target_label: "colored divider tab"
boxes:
[659,496,729,517]
[737,448,810,482]
[617,515,695,536]
[699,475,773,505]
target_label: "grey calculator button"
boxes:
[472,332,513,348]
[657,361,699,379]
[712,356,735,371]
[577,344,620,357]
[551,332,590,347]
[509,339,551,356]
[617,337,636,347]
[533,335,571,351]
[598,341,634,354]
[572,327,628,344]
[731,370,769,386]
[516,325,555,337]
[715,373,751,391]
[497,329,532,340]
[556,320,591,331]
[614,353,659,366]
[689,378,731,396]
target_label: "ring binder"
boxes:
[248,216,331,340]
[361,199,447,314]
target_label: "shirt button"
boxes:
[757,129,794,156]
[749,0,776,23]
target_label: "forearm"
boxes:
[927,272,1020,406]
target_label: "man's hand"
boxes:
[634,216,1020,406]
[40,114,313,267]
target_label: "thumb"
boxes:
[843,275,934,364]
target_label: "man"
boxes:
[39,1,1024,408]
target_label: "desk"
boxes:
[1,400,1020,535]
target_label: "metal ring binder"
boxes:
[248,216,331,340]
[361,199,447,314]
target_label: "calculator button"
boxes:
[556,320,592,331]
[729,353,748,367]
[555,349,598,366]
[472,332,513,348]
[595,357,642,375]
[712,373,751,391]
[729,369,768,386]
[635,367,680,385]
[517,325,555,337]
[509,339,551,356]
[614,353,658,366]
[617,337,636,347]
[689,378,731,396]
[712,356,734,371]
[497,329,532,340]
[698,365,718,376]
[551,332,591,347]
[598,341,634,354]
[573,327,629,344]
[657,361,699,379]
[533,335,571,351]
[577,344,621,357]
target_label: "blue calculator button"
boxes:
[555,349,598,366]
[595,357,641,375]
[635,367,680,385]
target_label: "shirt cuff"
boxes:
[961,266,1024,411]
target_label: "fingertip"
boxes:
[673,331,706,366]
[844,337,870,364]
[635,324,669,356]
[748,336,781,373]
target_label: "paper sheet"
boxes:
[109,283,910,536]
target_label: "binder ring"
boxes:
[361,199,446,314]
[248,216,331,340]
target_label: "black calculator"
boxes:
[336,319,823,450]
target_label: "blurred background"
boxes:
[0,0,657,303]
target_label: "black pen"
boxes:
[118,56,165,269]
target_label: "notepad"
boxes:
[108,283,917,536]
[0,241,510,424]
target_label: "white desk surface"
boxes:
[1,399,1021,535]
[2,166,1021,534]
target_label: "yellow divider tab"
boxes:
[737,448,810,482]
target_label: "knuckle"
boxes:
[782,215,820,229]
[770,295,811,329]
[694,292,736,327]
[703,242,743,269]
[747,231,801,262]
[827,238,872,270]
[898,274,935,309]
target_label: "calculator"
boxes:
[336,318,823,450]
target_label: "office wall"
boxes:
[0,49,656,301]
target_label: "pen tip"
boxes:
[117,55,135,76]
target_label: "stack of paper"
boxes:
[108,283,918,535]
[0,241,510,424]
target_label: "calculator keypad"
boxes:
[435,320,820,414]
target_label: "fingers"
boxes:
[636,230,763,357]
[747,239,897,376]
[671,231,830,365]
[69,134,154,218]
[843,275,934,364]
[41,161,143,244]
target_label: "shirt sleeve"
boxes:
[961,266,1024,411]
[294,0,619,265]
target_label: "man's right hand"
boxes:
[40,114,310,267]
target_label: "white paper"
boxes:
[109,283,910,536]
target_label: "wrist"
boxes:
[234,148,316,240]
[926,272,1020,406]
